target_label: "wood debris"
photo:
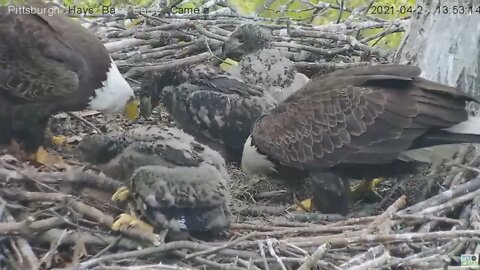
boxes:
[0,4,477,270]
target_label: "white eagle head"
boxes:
[88,58,138,120]
[241,135,277,176]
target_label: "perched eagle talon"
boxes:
[294,198,314,212]
[51,135,67,147]
[112,213,154,234]
[112,213,164,246]
[350,178,383,202]
[111,186,131,202]
[30,146,65,167]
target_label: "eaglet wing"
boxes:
[184,64,266,97]
[131,165,229,210]
[185,88,275,145]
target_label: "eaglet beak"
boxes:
[124,98,140,120]
[139,96,153,119]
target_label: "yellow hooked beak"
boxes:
[124,98,140,120]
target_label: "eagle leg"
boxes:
[309,171,351,215]
[8,138,29,159]
[7,139,61,167]
[8,105,64,166]
[350,178,383,202]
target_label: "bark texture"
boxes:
[395,0,480,97]
[394,0,480,162]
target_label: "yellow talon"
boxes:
[294,198,313,212]
[51,135,67,147]
[350,177,383,202]
[111,186,131,202]
[33,146,66,167]
[111,213,154,233]
[293,178,382,211]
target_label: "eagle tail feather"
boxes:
[443,114,480,135]
[411,119,480,150]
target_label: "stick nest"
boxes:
[1,7,479,270]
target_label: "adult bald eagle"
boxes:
[141,64,278,163]
[0,1,138,161]
[78,126,232,237]
[241,64,480,214]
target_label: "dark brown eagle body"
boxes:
[0,1,135,152]
[242,64,480,213]
[141,64,277,164]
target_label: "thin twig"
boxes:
[67,112,103,134]
[297,242,331,270]
[266,238,287,270]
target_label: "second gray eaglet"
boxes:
[78,125,232,238]
[140,64,278,164]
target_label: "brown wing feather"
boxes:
[252,64,477,171]
[0,2,110,108]
[0,7,79,100]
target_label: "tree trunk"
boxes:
[395,0,480,97]
[394,0,480,165]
